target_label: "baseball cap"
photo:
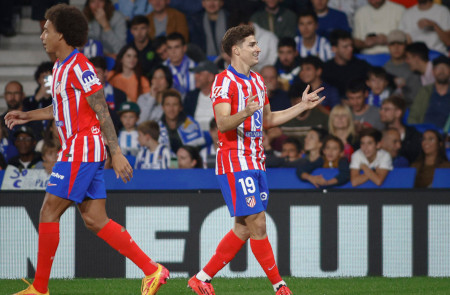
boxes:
[13,126,35,140]
[432,55,450,67]
[117,102,141,116]
[387,30,407,44]
[191,60,219,74]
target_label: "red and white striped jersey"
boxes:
[211,65,270,175]
[51,49,106,162]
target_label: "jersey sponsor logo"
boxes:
[260,192,268,201]
[51,172,65,180]
[81,70,101,92]
[246,195,256,208]
[91,126,100,135]
[245,131,263,137]
[55,120,64,127]
[47,182,57,186]
[253,109,262,129]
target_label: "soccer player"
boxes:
[187,24,325,295]
[5,4,169,295]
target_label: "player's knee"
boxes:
[81,214,102,233]
[39,202,59,223]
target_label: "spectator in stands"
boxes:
[200,118,218,168]
[350,127,393,186]
[163,33,196,98]
[23,62,53,112]
[353,0,404,54]
[366,67,392,107]
[184,60,218,131]
[328,0,367,29]
[8,126,42,172]
[322,29,370,98]
[137,65,173,124]
[384,29,422,107]
[129,15,161,77]
[107,44,151,102]
[328,104,358,161]
[0,120,17,163]
[170,0,203,17]
[303,127,328,163]
[117,102,141,157]
[83,0,127,56]
[346,79,384,131]
[381,128,409,168]
[311,0,351,39]
[379,95,422,163]
[405,42,434,86]
[281,137,304,163]
[135,120,171,169]
[297,55,340,113]
[35,120,60,153]
[275,37,301,90]
[295,10,333,61]
[250,0,297,38]
[297,134,350,187]
[1,81,44,142]
[34,140,59,175]
[408,56,450,129]
[153,36,169,61]
[411,129,450,187]
[399,0,450,55]
[260,66,291,112]
[188,0,228,57]
[147,0,189,41]
[158,89,205,154]
[117,0,153,20]
[177,145,203,168]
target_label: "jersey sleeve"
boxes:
[71,54,103,97]
[210,73,235,108]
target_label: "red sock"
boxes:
[203,230,246,278]
[97,219,158,276]
[250,237,282,285]
[33,223,59,293]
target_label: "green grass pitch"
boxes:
[1,277,450,294]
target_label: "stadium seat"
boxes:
[409,123,443,134]
[431,168,450,188]
[355,53,390,67]
[105,56,116,71]
[429,50,443,61]
[337,168,416,188]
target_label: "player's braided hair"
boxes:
[221,25,255,57]
[45,4,88,48]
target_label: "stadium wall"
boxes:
[1,189,450,279]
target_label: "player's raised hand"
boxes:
[4,110,31,129]
[111,152,134,183]
[244,94,262,117]
[299,85,326,110]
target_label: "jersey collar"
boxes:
[57,49,79,68]
[227,65,251,80]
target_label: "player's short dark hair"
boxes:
[367,66,388,81]
[148,65,173,89]
[89,56,107,71]
[162,89,182,106]
[130,15,149,27]
[209,117,217,130]
[34,61,54,83]
[178,145,203,168]
[298,10,318,23]
[222,25,255,57]
[321,135,344,153]
[346,79,367,94]
[405,42,429,62]
[283,137,302,153]
[329,29,352,47]
[45,4,88,48]
[300,55,324,70]
[277,37,296,50]
[166,32,186,45]
[359,128,382,143]
[137,120,160,141]
[382,95,406,116]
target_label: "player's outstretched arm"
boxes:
[263,85,325,129]
[86,90,133,183]
[214,95,262,133]
[4,105,53,129]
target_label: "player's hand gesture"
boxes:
[299,85,325,111]
[111,152,133,183]
[244,95,262,117]
[4,111,31,129]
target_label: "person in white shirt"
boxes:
[117,102,141,156]
[353,0,405,54]
[350,127,393,186]
[135,120,171,169]
[399,0,450,55]
[250,22,279,71]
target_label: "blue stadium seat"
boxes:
[447,148,450,161]
[105,56,116,71]
[429,50,443,61]
[355,53,390,67]
[431,168,450,188]
[338,168,416,188]
[409,123,443,134]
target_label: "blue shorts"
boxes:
[217,170,269,217]
[46,161,107,204]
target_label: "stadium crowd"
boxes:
[1,0,450,188]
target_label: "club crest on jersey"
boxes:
[81,70,101,92]
[55,81,62,95]
[246,196,256,208]
[91,126,100,135]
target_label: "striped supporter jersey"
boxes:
[51,49,106,162]
[211,65,270,175]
